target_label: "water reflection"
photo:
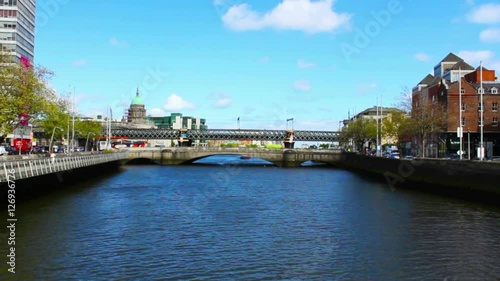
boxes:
[193,154,275,166]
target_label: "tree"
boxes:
[381,110,408,145]
[0,53,57,142]
[340,117,377,152]
[396,86,447,157]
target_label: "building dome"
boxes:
[131,88,144,105]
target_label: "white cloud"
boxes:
[467,3,500,24]
[148,108,166,117]
[163,94,195,111]
[414,53,431,62]
[480,28,500,43]
[109,37,128,47]
[212,94,232,108]
[356,82,377,93]
[458,50,500,71]
[458,50,495,64]
[73,59,87,66]
[297,59,317,68]
[221,0,352,34]
[293,80,311,92]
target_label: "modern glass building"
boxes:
[149,114,208,130]
[0,0,36,63]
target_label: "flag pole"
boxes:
[459,68,462,160]
[376,97,379,156]
[480,62,484,160]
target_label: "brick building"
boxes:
[412,53,500,158]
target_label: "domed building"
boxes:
[127,88,147,124]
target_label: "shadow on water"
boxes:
[347,165,500,206]
[0,162,124,205]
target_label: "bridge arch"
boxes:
[122,148,344,167]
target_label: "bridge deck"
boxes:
[110,129,340,141]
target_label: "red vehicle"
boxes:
[12,138,32,154]
[132,141,147,148]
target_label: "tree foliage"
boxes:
[0,53,56,141]
[381,111,408,144]
[1,53,103,144]
[339,117,377,151]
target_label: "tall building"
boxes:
[0,0,36,64]
[412,53,500,158]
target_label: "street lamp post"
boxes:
[49,126,63,154]
[286,118,294,130]
[467,128,470,160]
[86,132,96,152]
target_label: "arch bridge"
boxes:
[122,147,344,167]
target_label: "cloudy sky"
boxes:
[35,0,500,130]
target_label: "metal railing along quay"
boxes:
[0,151,127,183]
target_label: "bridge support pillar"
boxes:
[283,130,295,149]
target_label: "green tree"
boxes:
[381,111,408,144]
[0,53,57,142]
[340,118,377,152]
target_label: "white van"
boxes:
[0,146,7,156]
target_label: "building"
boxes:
[342,106,405,151]
[0,0,36,64]
[127,88,148,125]
[149,114,207,130]
[412,53,500,158]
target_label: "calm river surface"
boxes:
[1,158,499,280]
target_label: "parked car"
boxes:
[442,154,460,160]
[390,152,400,159]
[403,155,415,160]
[489,156,500,161]
[6,146,18,155]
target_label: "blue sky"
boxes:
[34,0,500,130]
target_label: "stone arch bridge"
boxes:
[122,147,345,167]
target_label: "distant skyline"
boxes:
[34,0,500,130]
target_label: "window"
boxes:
[478,102,484,111]
[461,103,466,111]
[460,88,465,94]
[479,119,483,126]
[493,102,498,112]
[493,117,498,127]
[461,117,466,126]
[492,88,498,94]
[478,87,484,94]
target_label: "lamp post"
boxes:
[286,118,294,130]
[458,68,463,160]
[49,126,63,154]
[86,132,96,152]
[467,128,470,160]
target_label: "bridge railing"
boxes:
[0,151,127,183]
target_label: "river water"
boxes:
[1,156,499,280]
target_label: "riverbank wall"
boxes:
[338,153,500,202]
